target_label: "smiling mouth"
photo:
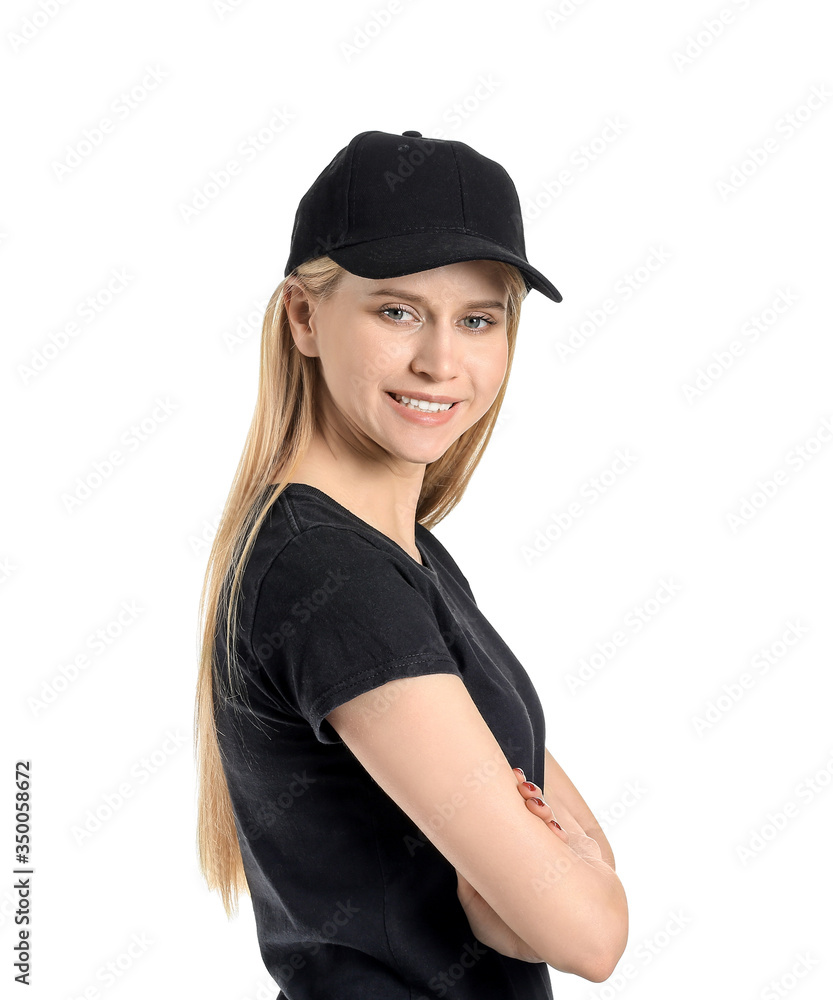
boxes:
[387,392,459,413]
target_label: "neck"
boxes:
[281,432,426,559]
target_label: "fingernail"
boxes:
[549,820,562,831]
[513,767,526,780]
[523,782,537,792]
[532,797,545,807]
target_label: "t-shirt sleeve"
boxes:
[249,525,464,744]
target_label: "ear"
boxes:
[284,280,320,358]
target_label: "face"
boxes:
[286,259,510,470]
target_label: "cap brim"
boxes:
[328,231,562,303]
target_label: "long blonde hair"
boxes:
[194,254,529,916]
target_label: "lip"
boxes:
[387,390,462,404]
[384,390,460,426]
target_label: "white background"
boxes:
[3,0,832,997]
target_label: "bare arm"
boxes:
[456,770,623,967]
[544,746,616,870]
[326,674,628,981]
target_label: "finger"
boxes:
[523,795,555,818]
[516,782,557,818]
[550,822,570,843]
[517,782,575,829]
[512,772,567,838]
[521,791,564,831]
[513,778,548,809]
[527,799,568,839]
[517,779,544,800]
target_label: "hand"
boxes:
[513,769,604,867]
[513,769,570,844]
[454,766,573,964]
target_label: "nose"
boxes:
[408,321,463,381]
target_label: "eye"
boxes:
[380,305,417,323]
[462,314,496,331]
[379,305,497,332]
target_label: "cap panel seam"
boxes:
[448,142,467,230]
[347,131,382,238]
[345,133,367,239]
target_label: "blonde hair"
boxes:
[194,255,529,916]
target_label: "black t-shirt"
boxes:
[214,483,553,1000]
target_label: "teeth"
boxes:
[393,393,453,412]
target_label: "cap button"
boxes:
[401,130,422,137]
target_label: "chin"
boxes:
[390,441,455,466]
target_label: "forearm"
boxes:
[544,748,616,870]
[459,759,626,974]
[457,830,623,967]
[581,822,615,870]
[507,834,619,963]
[512,846,627,973]
[541,783,616,870]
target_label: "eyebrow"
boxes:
[365,288,507,311]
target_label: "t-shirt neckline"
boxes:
[269,482,433,572]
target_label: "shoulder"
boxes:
[250,521,424,624]
[263,520,412,577]
[259,487,416,570]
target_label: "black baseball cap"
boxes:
[284,129,563,303]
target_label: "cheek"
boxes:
[474,341,509,396]
[319,325,378,394]
[353,329,411,395]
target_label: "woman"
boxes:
[195,129,628,999]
